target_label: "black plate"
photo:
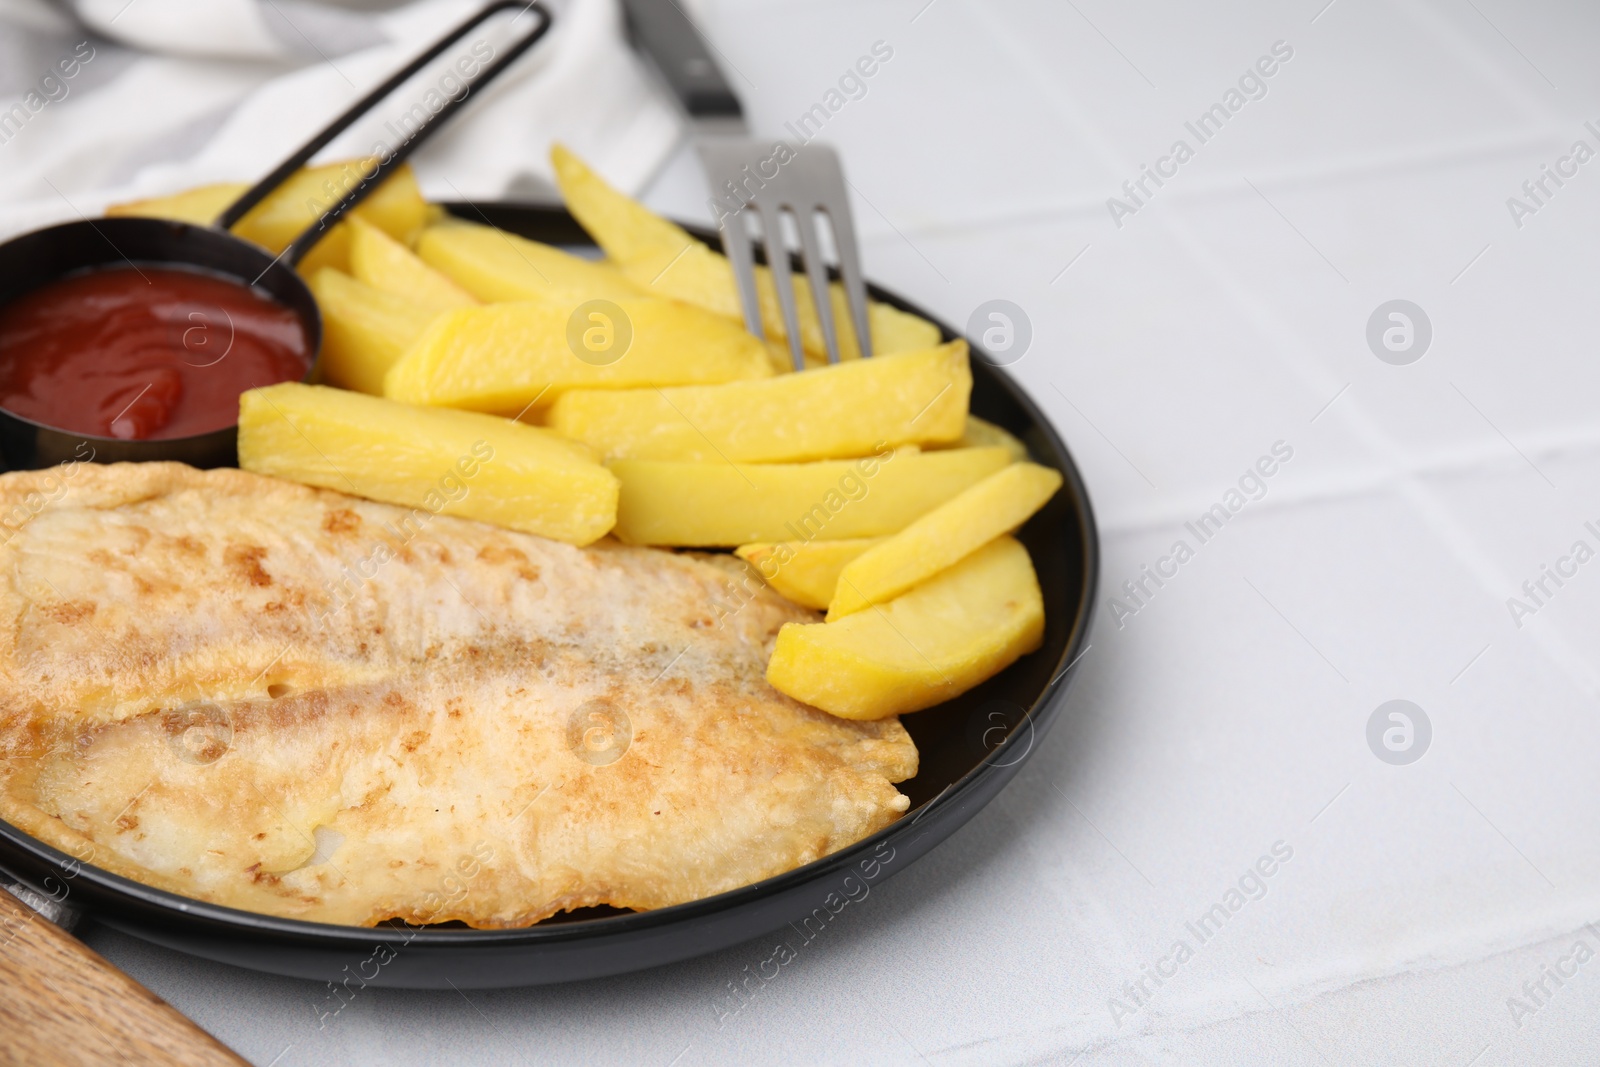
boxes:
[0,204,1098,989]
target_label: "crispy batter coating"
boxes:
[0,463,915,927]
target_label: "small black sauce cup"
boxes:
[0,219,321,469]
[0,0,552,472]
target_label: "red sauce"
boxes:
[0,266,311,440]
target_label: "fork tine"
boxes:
[755,200,808,372]
[792,205,843,364]
[718,204,765,346]
[799,143,872,360]
[695,138,871,368]
[827,200,872,360]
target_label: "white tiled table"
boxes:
[79,1,1600,1062]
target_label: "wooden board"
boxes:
[0,887,246,1066]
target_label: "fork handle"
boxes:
[620,0,744,127]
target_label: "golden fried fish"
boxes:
[0,463,915,926]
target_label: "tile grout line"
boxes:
[1095,423,1600,536]
[972,3,1600,700]
[844,125,1576,250]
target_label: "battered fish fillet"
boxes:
[0,463,915,927]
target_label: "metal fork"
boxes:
[621,1,872,370]
[696,140,872,370]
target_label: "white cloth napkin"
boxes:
[0,0,683,241]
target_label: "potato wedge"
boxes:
[829,462,1061,619]
[551,145,939,361]
[383,297,774,415]
[110,162,430,276]
[768,536,1044,719]
[307,269,434,395]
[239,382,617,545]
[245,162,429,275]
[348,216,477,314]
[107,164,427,276]
[935,414,1029,461]
[549,145,690,259]
[735,538,879,610]
[417,220,647,304]
[609,446,1010,546]
[106,182,249,226]
[547,341,970,462]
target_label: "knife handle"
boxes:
[619,0,742,122]
[0,888,247,1066]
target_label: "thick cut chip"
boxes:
[244,162,428,276]
[769,536,1044,719]
[736,539,879,610]
[106,182,249,226]
[383,298,774,414]
[933,415,1029,461]
[347,216,477,315]
[829,462,1062,619]
[549,146,701,261]
[239,382,617,545]
[610,446,1011,547]
[417,221,648,304]
[0,463,915,926]
[551,145,939,360]
[547,342,970,462]
[307,268,434,395]
[111,162,429,276]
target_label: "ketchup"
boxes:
[0,266,311,440]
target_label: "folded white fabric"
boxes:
[0,0,682,241]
